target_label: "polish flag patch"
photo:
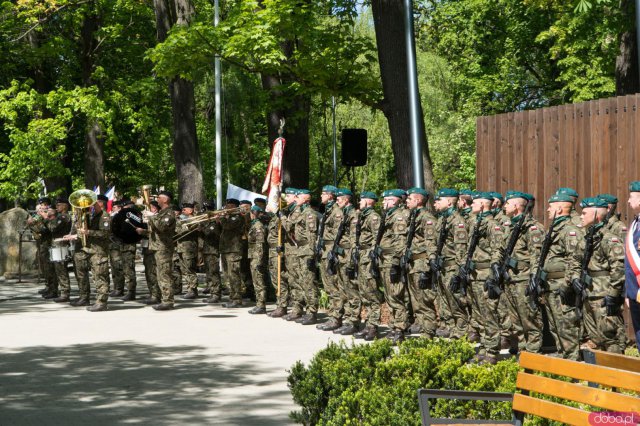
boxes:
[611,238,620,242]
[427,221,433,225]
[458,223,465,228]
[530,226,537,230]
[569,231,577,236]
[495,226,501,230]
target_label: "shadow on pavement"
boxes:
[0,342,292,425]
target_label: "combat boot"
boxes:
[141,297,160,305]
[363,326,378,341]
[321,320,342,331]
[70,297,90,307]
[295,314,308,324]
[152,303,174,311]
[121,291,136,301]
[332,325,348,334]
[301,313,317,325]
[268,307,287,318]
[222,301,242,308]
[409,323,422,335]
[53,293,70,303]
[353,326,368,339]
[202,287,211,295]
[467,331,481,343]
[248,306,266,314]
[202,295,221,304]
[43,291,60,299]
[340,323,358,335]
[182,290,198,300]
[284,312,302,321]
[38,288,48,295]
[109,289,124,297]
[86,303,108,312]
[435,328,451,338]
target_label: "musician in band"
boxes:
[49,198,72,302]
[176,202,199,299]
[27,197,56,297]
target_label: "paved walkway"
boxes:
[0,271,358,425]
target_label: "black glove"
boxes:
[257,264,268,274]
[490,263,502,282]
[306,258,317,271]
[458,265,469,281]
[449,275,461,294]
[557,285,574,306]
[602,295,621,316]
[571,278,583,296]
[485,278,501,300]
[526,275,537,297]
[275,245,284,254]
[389,264,401,283]
[418,271,431,290]
[429,259,439,274]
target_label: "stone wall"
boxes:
[0,208,38,278]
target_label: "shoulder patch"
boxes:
[611,237,619,242]
[622,227,628,232]
[427,220,433,225]
[569,231,577,236]
[530,226,537,230]
[494,226,501,231]
[458,223,465,228]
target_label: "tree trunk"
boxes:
[80,12,105,192]
[153,0,204,205]
[371,0,435,192]
[615,0,639,95]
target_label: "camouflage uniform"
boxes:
[176,217,198,294]
[494,209,513,343]
[335,205,360,327]
[28,215,56,294]
[283,203,305,316]
[606,214,627,241]
[70,210,90,299]
[568,224,626,353]
[48,211,72,296]
[219,212,245,305]
[352,208,383,328]
[319,202,344,323]
[379,205,411,331]
[287,203,320,315]
[534,215,582,360]
[248,217,268,308]
[109,238,124,294]
[148,207,177,305]
[407,207,438,337]
[141,236,159,300]
[201,221,222,297]
[267,214,289,309]
[73,210,112,305]
[499,214,545,353]
[466,212,505,358]
[436,208,469,338]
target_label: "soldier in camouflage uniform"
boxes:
[108,200,125,297]
[404,188,439,337]
[118,199,139,301]
[533,193,583,360]
[351,192,384,341]
[143,190,177,310]
[282,188,306,321]
[171,204,183,294]
[176,202,199,299]
[598,194,627,240]
[457,190,473,220]
[248,206,268,314]
[494,191,544,354]
[217,198,245,308]
[285,189,320,325]
[432,189,469,340]
[202,207,223,304]
[239,200,253,298]
[139,201,160,304]
[555,187,583,228]
[49,198,72,302]
[378,189,411,344]
[266,199,291,318]
[568,197,626,353]
[331,188,360,334]
[27,200,57,297]
[316,185,344,331]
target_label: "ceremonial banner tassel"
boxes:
[262,120,286,213]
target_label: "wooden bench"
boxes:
[418,351,640,426]
[583,348,640,373]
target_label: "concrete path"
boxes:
[0,272,360,425]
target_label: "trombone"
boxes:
[68,189,98,247]
[173,207,243,242]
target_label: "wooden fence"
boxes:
[476,94,640,223]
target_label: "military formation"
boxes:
[26,182,640,363]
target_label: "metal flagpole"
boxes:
[214,0,223,209]
[332,96,338,187]
[404,0,424,188]
[636,0,640,83]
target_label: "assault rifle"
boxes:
[572,212,604,319]
[485,201,533,299]
[400,209,418,284]
[314,207,330,263]
[368,210,387,279]
[347,212,363,280]
[526,213,557,310]
[429,216,449,289]
[327,211,349,276]
[450,212,484,296]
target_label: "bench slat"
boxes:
[588,349,640,373]
[516,372,640,412]
[512,394,590,425]
[518,352,640,392]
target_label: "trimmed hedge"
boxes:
[287,338,519,425]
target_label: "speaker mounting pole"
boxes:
[332,96,338,187]
[404,0,424,188]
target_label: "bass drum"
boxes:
[111,207,147,244]
[49,245,70,262]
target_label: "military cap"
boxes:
[37,196,51,205]
[182,202,195,209]
[172,204,181,212]
[97,194,109,202]
[121,198,134,206]
[239,200,252,205]
[548,193,574,203]
[506,191,534,202]
[437,188,459,198]
[407,187,429,198]
[489,191,504,203]
[158,190,173,200]
[629,181,640,192]
[472,192,493,201]
[253,198,266,204]
[296,189,311,195]
[55,197,69,205]
[460,189,474,196]
[360,191,378,201]
[555,187,578,198]
[321,185,338,194]
[580,197,608,209]
[597,193,618,204]
[336,188,353,197]
[150,200,160,210]
[113,199,124,207]
[284,187,298,195]
[225,198,240,206]
[251,205,264,212]
[383,189,405,198]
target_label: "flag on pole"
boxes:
[105,186,115,213]
[93,185,101,195]
[262,134,286,213]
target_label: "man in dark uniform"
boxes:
[49,198,72,302]
[118,199,139,301]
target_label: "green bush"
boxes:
[287,338,518,425]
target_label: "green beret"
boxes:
[383,189,405,198]
[251,205,264,212]
[336,188,353,197]
[488,191,504,203]
[505,191,526,201]
[629,181,640,192]
[597,193,618,204]
[296,189,311,195]
[437,188,459,198]
[580,197,608,209]
[360,191,378,201]
[322,185,337,194]
[548,193,574,203]
[555,187,578,198]
[460,189,473,196]
[284,187,298,195]
[407,187,429,198]
[473,192,494,201]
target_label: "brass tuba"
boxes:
[140,184,153,210]
[69,189,98,247]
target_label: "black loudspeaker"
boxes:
[341,128,367,167]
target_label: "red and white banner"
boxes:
[262,136,286,213]
[625,219,640,288]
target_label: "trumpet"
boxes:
[69,189,98,247]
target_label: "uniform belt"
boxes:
[545,271,565,279]
[475,262,491,270]
[380,247,395,255]
[412,252,429,260]
[443,260,457,267]
[588,270,609,278]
